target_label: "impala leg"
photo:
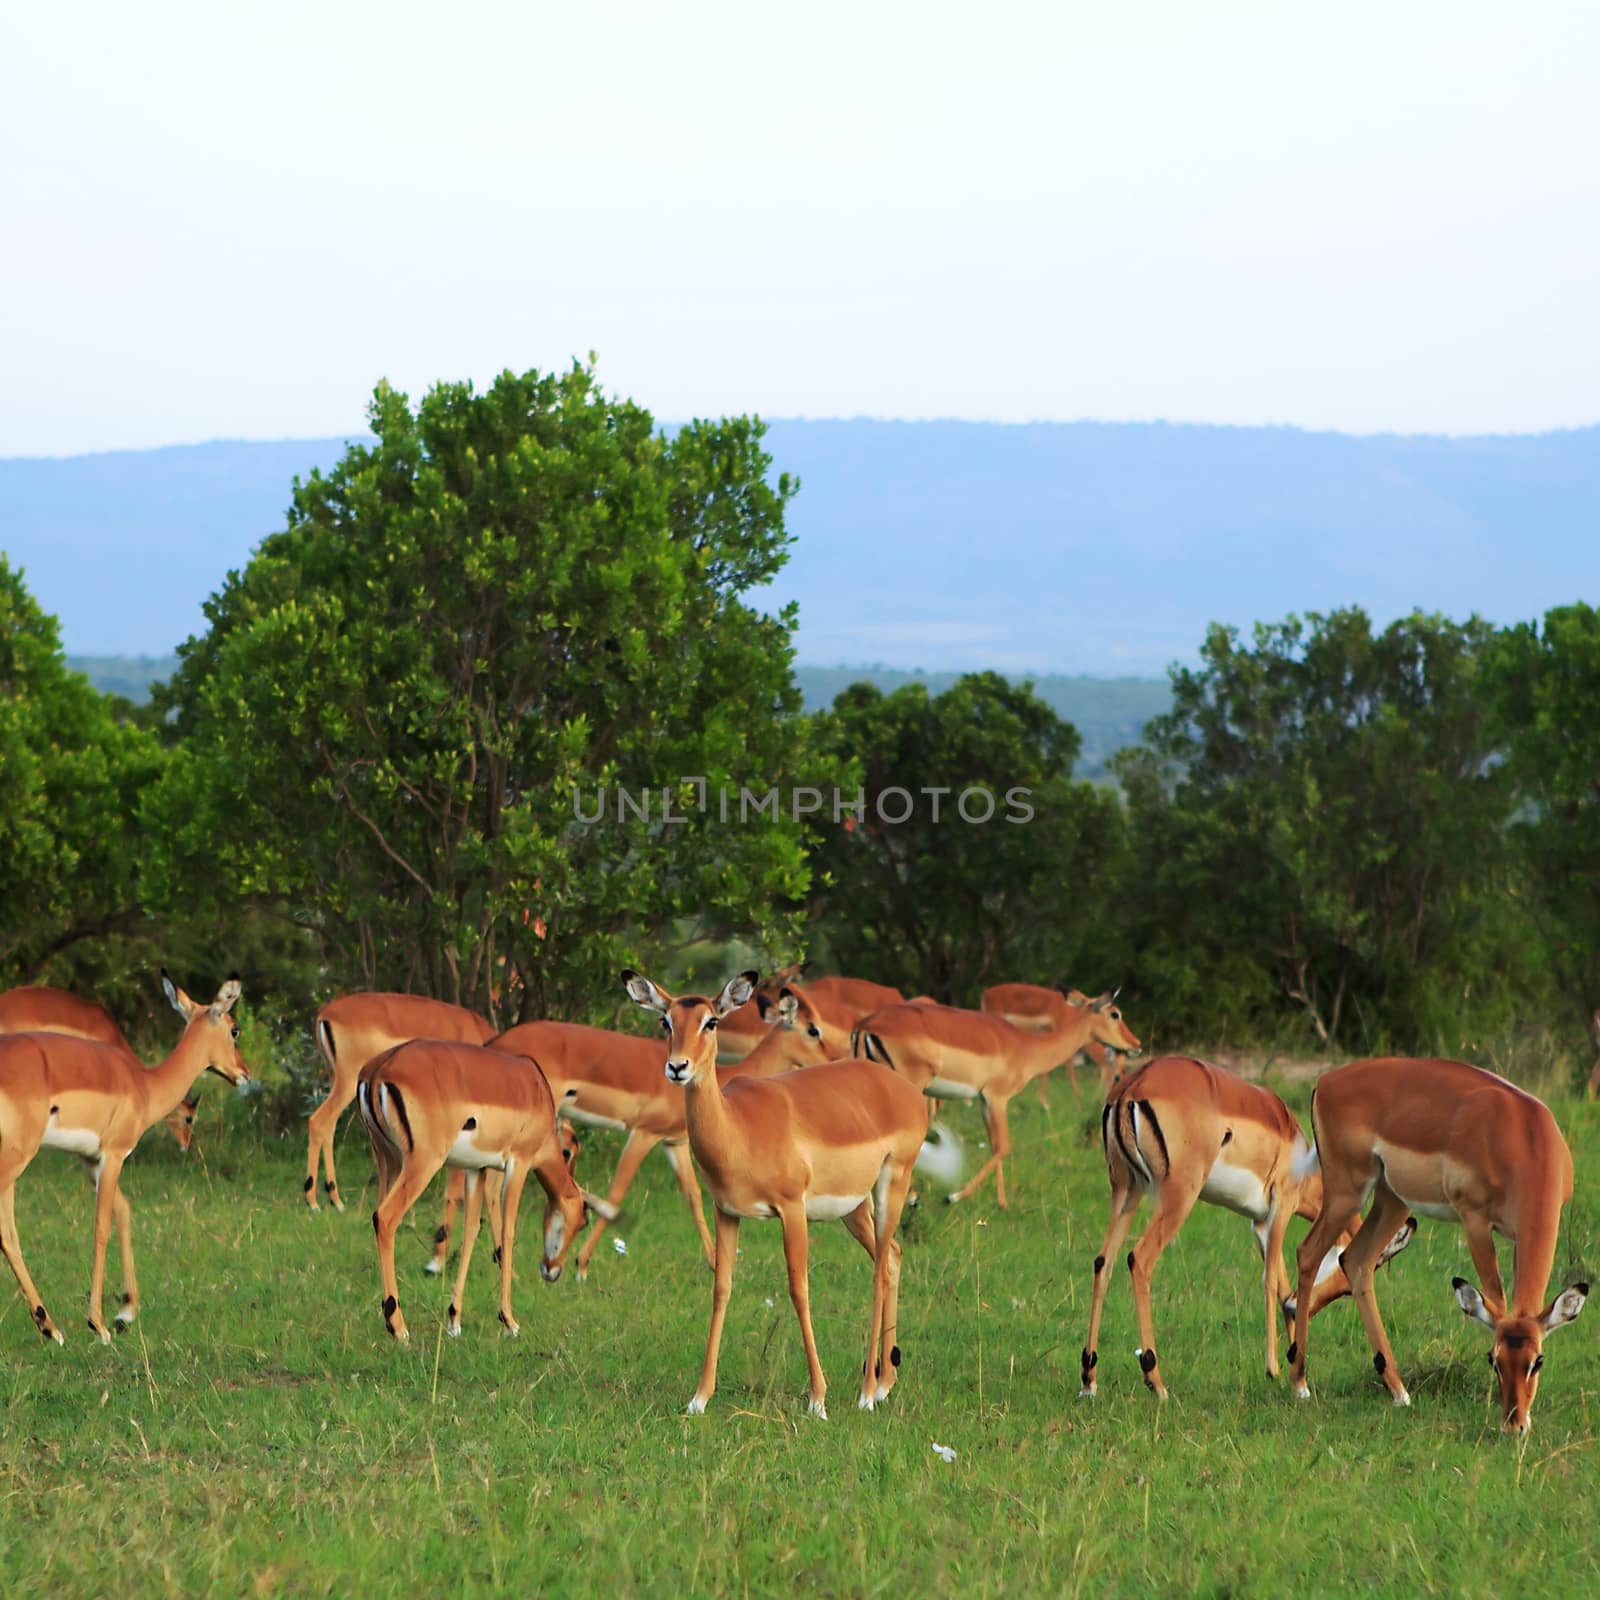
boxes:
[112,1186,140,1328]
[1081,1181,1141,1397]
[427,1169,466,1277]
[1339,1182,1414,1407]
[840,1201,882,1403]
[1255,1198,1294,1378]
[1290,1186,1358,1399]
[663,1141,716,1270]
[948,1091,1014,1208]
[495,1160,532,1338]
[305,1066,355,1212]
[689,1208,740,1415]
[85,1152,127,1344]
[446,1171,483,1336]
[374,1151,447,1344]
[485,1168,505,1261]
[778,1204,828,1418]
[0,1179,62,1345]
[574,1128,659,1281]
[1126,1179,1200,1400]
[1461,1211,1507,1319]
[860,1159,914,1408]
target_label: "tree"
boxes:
[150,364,818,1023]
[1114,609,1535,1051]
[0,557,166,989]
[1482,603,1600,1039]
[806,673,1129,1001]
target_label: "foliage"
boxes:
[1483,603,1600,1039]
[1113,608,1542,1053]
[0,557,166,991]
[150,365,818,1023]
[806,672,1129,1001]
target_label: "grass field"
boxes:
[2,1065,1597,1598]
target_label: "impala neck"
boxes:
[725,1025,808,1081]
[143,1022,218,1124]
[684,1058,740,1165]
[1004,1009,1097,1077]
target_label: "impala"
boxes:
[430,986,838,1279]
[1289,1056,1587,1433]
[719,967,903,1061]
[0,985,201,1151]
[1079,1054,1415,1400]
[356,1039,617,1342]
[979,983,1124,1103]
[624,969,930,1419]
[305,992,494,1212]
[0,974,250,1345]
[855,991,1141,1206]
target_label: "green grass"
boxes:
[2,1075,1597,1598]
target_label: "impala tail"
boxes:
[915,1121,966,1186]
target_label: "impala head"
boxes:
[622,968,758,1084]
[164,1090,202,1152]
[753,961,810,1021]
[770,987,833,1065]
[538,1179,618,1281]
[1455,1278,1587,1434]
[1084,988,1141,1057]
[162,972,252,1086]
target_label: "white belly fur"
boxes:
[42,1122,102,1159]
[805,1193,868,1221]
[1393,1196,1459,1223]
[446,1130,505,1171]
[1200,1156,1269,1221]
[925,1077,980,1101]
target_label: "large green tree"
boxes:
[0,557,166,990]
[806,672,1129,1001]
[151,365,817,1022]
[1482,603,1600,1039]
[1114,608,1535,1050]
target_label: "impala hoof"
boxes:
[500,1321,520,1339]
[857,1393,876,1411]
[807,1397,829,1421]
[1294,1381,1310,1400]
[423,1259,443,1277]
[1078,1385,1096,1400]
[685,1396,707,1416]
[1392,1389,1411,1408]
[446,1323,462,1339]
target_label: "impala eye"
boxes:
[230,1026,240,1040]
[703,1017,718,1033]
[807,1025,822,1040]
[660,1017,671,1033]
[1531,1354,1544,1375]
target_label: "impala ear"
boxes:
[183,1090,201,1113]
[210,975,242,1020]
[1453,1277,1497,1328]
[1541,1282,1588,1334]
[622,969,671,1015]
[162,970,196,1020]
[1063,989,1090,1007]
[713,970,760,1018]
[775,989,800,1025]
[1088,991,1112,1013]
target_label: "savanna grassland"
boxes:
[2,1057,1597,1599]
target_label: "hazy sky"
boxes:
[4,1,1598,457]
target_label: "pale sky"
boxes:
[3,0,1598,457]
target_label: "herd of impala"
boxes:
[0,963,1586,1433]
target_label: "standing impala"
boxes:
[1289,1057,1586,1434]
[0,985,201,1151]
[980,983,1123,1103]
[624,969,930,1419]
[855,991,1142,1207]
[0,974,250,1345]
[304,992,494,1212]
[429,987,839,1279]
[719,968,902,1061]
[1080,1055,1415,1400]
[356,1039,617,1342]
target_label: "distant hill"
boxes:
[69,655,1167,777]
[6,421,1599,673]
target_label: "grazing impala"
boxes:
[305,992,494,1212]
[0,986,201,1151]
[0,974,250,1345]
[980,983,1124,1103]
[1079,1055,1415,1400]
[430,986,839,1279]
[855,992,1142,1207]
[357,1039,618,1342]
[1289,1057,1586,1434]
[624,969,930,1419]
